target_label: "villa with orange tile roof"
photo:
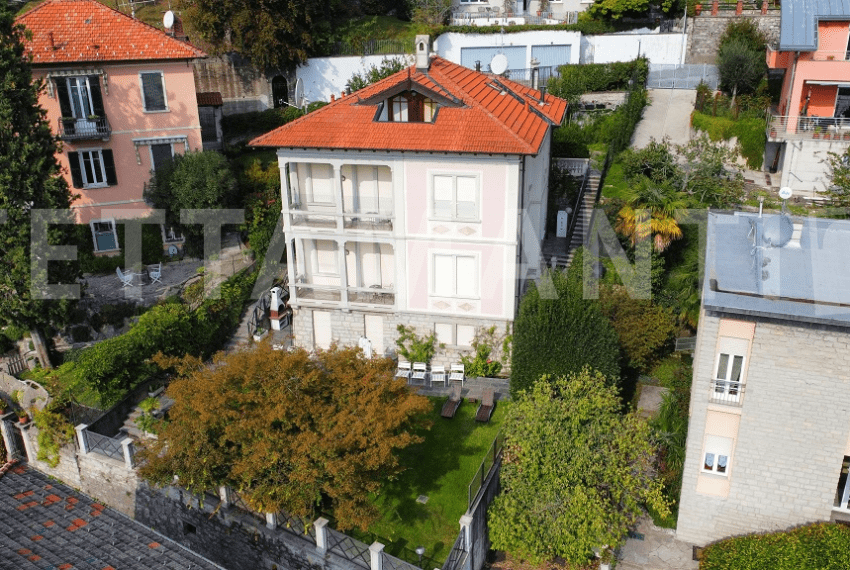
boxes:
[251,37,567,360]
[16,0,206,253]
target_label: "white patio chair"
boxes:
[449,364,466,386]
[396,361,412,381]
[116,267,134,288]
[148,262,162,284]
[430,365,447,387]
[411,362,428,384]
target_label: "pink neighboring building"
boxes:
[16,0,206,252]
[251,38,568,361]
[766,0,850,196]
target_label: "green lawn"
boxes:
[352,396,507,567]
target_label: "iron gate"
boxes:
[647,63,719,90]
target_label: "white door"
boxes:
[312,311,332,349]
[364,315,384,357]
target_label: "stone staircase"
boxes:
[540,168,602,271]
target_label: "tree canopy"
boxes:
[826,147,850,209]
[489,369,668,564]
[346,57,408,93]
[176,0,346,71]
[138,343,431,530]
[0,2,76,330]
[510,250,621,397]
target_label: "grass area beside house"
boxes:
[351,396,507,567]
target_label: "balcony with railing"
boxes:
[58,116,111,141]
[709,379,744,407]
[767,114,850,142]
[294,281,395,307]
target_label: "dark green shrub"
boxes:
[70,325,91,343]
[718,18,767,52]
[700,523,850,570]
[549,59,649,104]
[511,248,621,397]
[221,106,304,139]
[190,270,258,358]
[552,122,591,158]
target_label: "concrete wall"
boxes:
[581,32,688,65]
[677,311,850,545]
[778,138,850,198]
[297,55,414,105]
[685,14,780,64]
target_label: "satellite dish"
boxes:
[490,53,508,75]
[779,186,793,200]
[294,77,305,110]
[163,10,175,30]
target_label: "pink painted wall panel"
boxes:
[405,240,507,317]
[817,21,850,55]
[34,61,201,224]
[404,159,510,239]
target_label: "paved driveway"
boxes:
[631,89,697,149]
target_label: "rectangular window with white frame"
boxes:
[149,143,174,172]
[702,435,733,476]
[140,71,168,112]
[432,173,478,221]
[68,149,117,189]
[433,253,478,298]
[434,323,476,347]
[711,337,749,405]
[90,219,119,252]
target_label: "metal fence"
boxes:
[325,39,410,57]
[646,63,719,90]
[84,430,124,461]
[276,509,317,540]
[326,527,372,570]
[467,432,504,510]
[441,527,468,570]
[502,66,554,89]
[383,552,423,570]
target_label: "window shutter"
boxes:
[55,80,73,118]
[141,72,166,111]
[67,152,83,188]
[102,149,117,186]
[88,75,105,116]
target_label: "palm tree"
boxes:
[615,178,688,252]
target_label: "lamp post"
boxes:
[415,546,425,567]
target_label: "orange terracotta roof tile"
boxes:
[16,0,206,65]
[196,91,223,106]
[250,56,568,155]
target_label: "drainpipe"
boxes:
[515,156,526,317]
[786,51,800,126]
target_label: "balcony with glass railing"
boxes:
[767,114,850,142]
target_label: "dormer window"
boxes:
[386,90,437,123]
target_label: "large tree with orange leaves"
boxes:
[137,344,431,530]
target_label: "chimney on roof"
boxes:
[415,35,430,72]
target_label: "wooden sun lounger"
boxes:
[475,388,495,423]
[441,384,463,419]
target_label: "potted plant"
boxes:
[770,127,777,138]
[253,327,268,342]
[694,3,702,15]
[824,130,832,140]
[814,126,822,139]
[843,131,850,141]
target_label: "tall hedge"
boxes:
[700,523,850,570]
[548,58,649,104]
[510,248,621,397]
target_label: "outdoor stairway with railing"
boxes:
[541,168,601,271]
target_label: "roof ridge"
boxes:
[430,58,536,154]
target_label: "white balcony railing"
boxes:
[709,379,744,406]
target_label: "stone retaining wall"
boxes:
[685,14,780,64]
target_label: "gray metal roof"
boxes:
[779,0,850,51]
[703,212,850,326]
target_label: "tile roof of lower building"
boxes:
[16,0,206,65]
[196,92,223,106]
[250,56,568,155]
[0,463,224,570]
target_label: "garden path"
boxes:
[631,89,697,149]
[617,517,699,570]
